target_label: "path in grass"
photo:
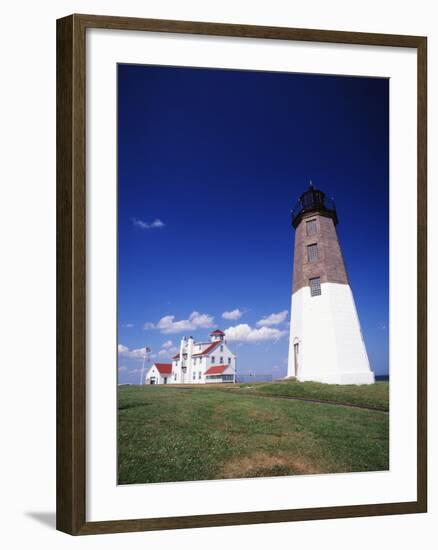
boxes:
[190,380,389,411]
[118,384,389,485]
[174,385,389,413]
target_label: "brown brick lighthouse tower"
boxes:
[287,182,374,384]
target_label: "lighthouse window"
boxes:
[307,243,318,262]
[309,277,321,296]
[306,219,317,236]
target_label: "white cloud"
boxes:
[143,311,215,334]
[222,309,243,320]
[119,340,177,361]
[224,324,287,343]
[118,365,127,372]
[118,344,155,360]
[122,323,134,328]
[130,368,142,375]
[256,310,288,327]
[158,348,176,357]
[159,349,178,358]
[131,217,165,229]
[157,340,179,358]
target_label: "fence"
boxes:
[235,374,273,384]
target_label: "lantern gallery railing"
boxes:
[291,188,338,228]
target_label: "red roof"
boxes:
[192,340,221,357]
[154,363,172,374]
[172,339,223,360]
[205,365,229,375]
[210,329,225,335]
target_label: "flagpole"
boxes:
[140,348,146,385]
[140,346,151,385]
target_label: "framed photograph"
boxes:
[56,14,427,535]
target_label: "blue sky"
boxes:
[117,64,389,384]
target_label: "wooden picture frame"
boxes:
[56,13,427,535]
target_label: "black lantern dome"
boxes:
[291,181,338,228]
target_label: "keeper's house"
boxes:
[145,330,236,385]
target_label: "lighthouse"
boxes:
[287,182,375,385]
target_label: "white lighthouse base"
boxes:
[287,282,375,385]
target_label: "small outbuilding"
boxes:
[145,363,172,385]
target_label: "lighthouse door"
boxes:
[293,343,299,377]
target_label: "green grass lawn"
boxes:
[118,381,389,485]
[217,379,389,411]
